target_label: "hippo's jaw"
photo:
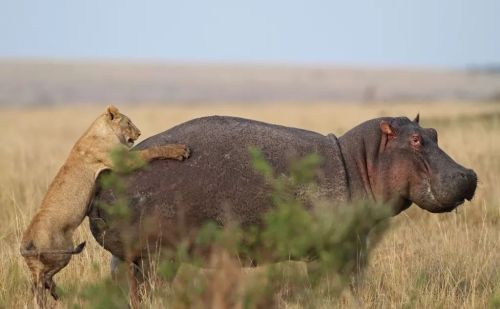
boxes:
[408,157,477,213]
[415,197,466,213]
[414,180,467,213]
[424,170,477,213]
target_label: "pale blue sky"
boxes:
[1,0,499,68]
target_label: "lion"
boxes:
[20,105,190,305]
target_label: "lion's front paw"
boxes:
[167,144,190,161]
[176,145,191,161]
[156,144,191,161]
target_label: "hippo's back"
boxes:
[89,116,348,259]
[139,115,333,158]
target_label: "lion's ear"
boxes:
[106,105,120,120]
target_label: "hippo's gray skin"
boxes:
[89,115,477,264]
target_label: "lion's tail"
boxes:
[20,241,86,257]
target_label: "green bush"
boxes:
[80,146,391,308]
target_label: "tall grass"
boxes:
[1,102,499,308]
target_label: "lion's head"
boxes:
[105,105,141,148]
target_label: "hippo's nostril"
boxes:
[458,170,473,179]
[468,169,478,180]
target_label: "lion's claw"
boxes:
[177,146,191,160]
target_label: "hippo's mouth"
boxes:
[428,187,475,213]
[417,182,470,213]
[422,168,477,213]
[431,199,466,213]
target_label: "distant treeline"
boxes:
[467,64,500,75]
[1,61,500,106]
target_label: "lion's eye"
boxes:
[411,135,421,147]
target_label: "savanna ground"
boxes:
[1,102,499,308]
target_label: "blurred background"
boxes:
[1,0,500,107]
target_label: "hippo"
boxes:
[88,115,477,271]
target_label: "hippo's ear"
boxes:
[380,120,395,137]
[413,113,420,124]
[106,105,120,120]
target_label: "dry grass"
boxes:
[1,102,499,308]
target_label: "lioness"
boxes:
[20,105,190,305]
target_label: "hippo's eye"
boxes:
[410,134,422,147]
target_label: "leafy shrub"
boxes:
[79,146,391,308]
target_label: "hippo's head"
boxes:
[339,115,477,214]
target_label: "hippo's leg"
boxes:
[111,256,154,307]
[110,255,122,280]
[127,261,139,308]
[125,259,155,308]
[110,255,149,283]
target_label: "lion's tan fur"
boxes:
[20,106,189,304]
